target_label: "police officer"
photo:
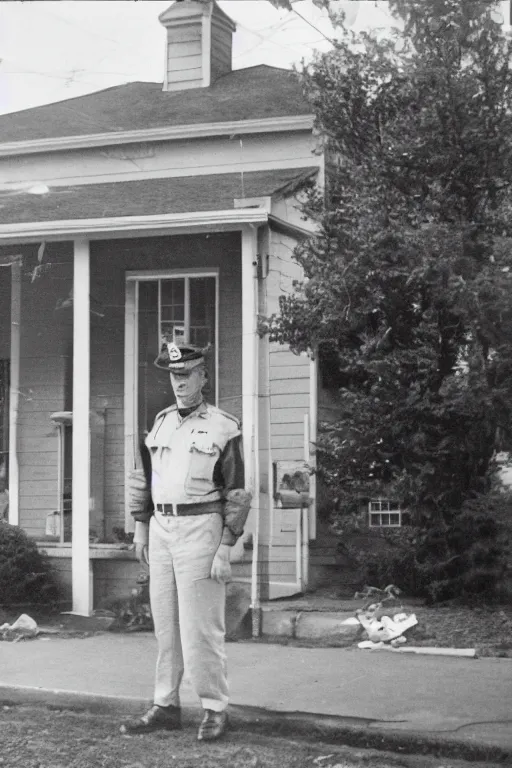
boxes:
[122,343,251,742]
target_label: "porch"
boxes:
[0,210,317,614]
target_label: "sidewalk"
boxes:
[1,633,511,760]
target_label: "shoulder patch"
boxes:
[208,404,241,430]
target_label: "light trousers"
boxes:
[149,512,228,712]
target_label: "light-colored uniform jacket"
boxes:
[132,401,251,546]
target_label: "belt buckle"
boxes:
[160,503,178,517]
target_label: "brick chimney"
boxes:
[159,1,236,92]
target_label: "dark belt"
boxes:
[154,501,222,517]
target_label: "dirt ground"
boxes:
[0,705,504,768]
[400,603,512,656]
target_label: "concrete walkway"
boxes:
[1,633,511,758]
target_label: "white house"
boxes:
[0,1,325,616]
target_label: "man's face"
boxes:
[170,365,206,403]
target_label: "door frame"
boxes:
[124,267,219,531]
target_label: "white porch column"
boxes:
[241,226,258,492]
[241,225,261,630]
[8,256,22,526]
[72,239,92,615]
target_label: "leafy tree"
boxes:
[267,0,512,599]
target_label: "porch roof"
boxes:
[0,168,318,225]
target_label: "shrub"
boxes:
[0,522,59,607]
[337,494,511,603]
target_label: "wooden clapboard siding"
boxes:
[271,422,304,436]
[0,266,11,359]
[257,230,313,594]
[166,23,203,91]
[270,393,309,410]
[270,378,311,396]
[269,407,305,424]
[90,232,242,532]
[210,23,232,82]
[11,244,73,534]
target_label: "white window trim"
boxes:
[124,268,219,532]
[368,499,402,528]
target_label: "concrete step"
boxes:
[260,603,363,647]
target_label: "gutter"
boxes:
[0,114,314,158]
[0,208,269,244]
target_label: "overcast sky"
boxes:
[0,1,396,116]
[0,1,510,117]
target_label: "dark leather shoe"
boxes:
[197,709,228,741]
[120,704,181,734]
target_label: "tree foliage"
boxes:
[267,0,512,593]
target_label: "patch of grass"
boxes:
[0,705,508,768]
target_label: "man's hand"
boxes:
[127,469,150,512]
[210,543,231,583]
[135,543,149,566]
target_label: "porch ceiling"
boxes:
[0,168,318,225]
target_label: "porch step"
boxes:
[259,599,363,647]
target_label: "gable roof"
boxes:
[0,167,318,225]
[0,66,311,144]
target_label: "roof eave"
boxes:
[0,208,269,244]
[0,114,315,158]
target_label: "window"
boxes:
[131,271,218,435]
[369,498,402,527]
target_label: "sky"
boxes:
[0,0,396,116]
[0,1,510,117]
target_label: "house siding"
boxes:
[0,243,73,538]
[165,23,203,91]
[210,21,232,83]
[264,229,311,595]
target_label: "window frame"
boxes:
[368,498,402,528]
[124,269,220,530]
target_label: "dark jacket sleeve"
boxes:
[213,434,245,491]
[214,435,251,545]
[130,439,154,524]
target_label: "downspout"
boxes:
[251,332,261,636]
[249,234,261,637]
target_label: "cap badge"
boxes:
[167,343,182,361]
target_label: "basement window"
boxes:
[368,499,402,527]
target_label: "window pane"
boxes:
[190,277,215,331]
[161,305,184,322]
[161,279,184,306]
[370,514,380,527]
[161,322,186,345]
[390,514,400,525]
[381,514,390,526]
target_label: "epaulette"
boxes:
[154,404,178,422]
[207,404,241,429]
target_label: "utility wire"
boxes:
[291,7,334,43]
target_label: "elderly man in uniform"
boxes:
[122,342,251,742]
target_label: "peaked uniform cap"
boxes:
[154,342,207,371]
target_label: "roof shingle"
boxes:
[0,168,317,225]
[0,66,310,144]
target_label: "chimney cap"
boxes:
[159,1,236,32]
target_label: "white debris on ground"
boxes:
[0,613,38,642]
[354,585,418,650]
